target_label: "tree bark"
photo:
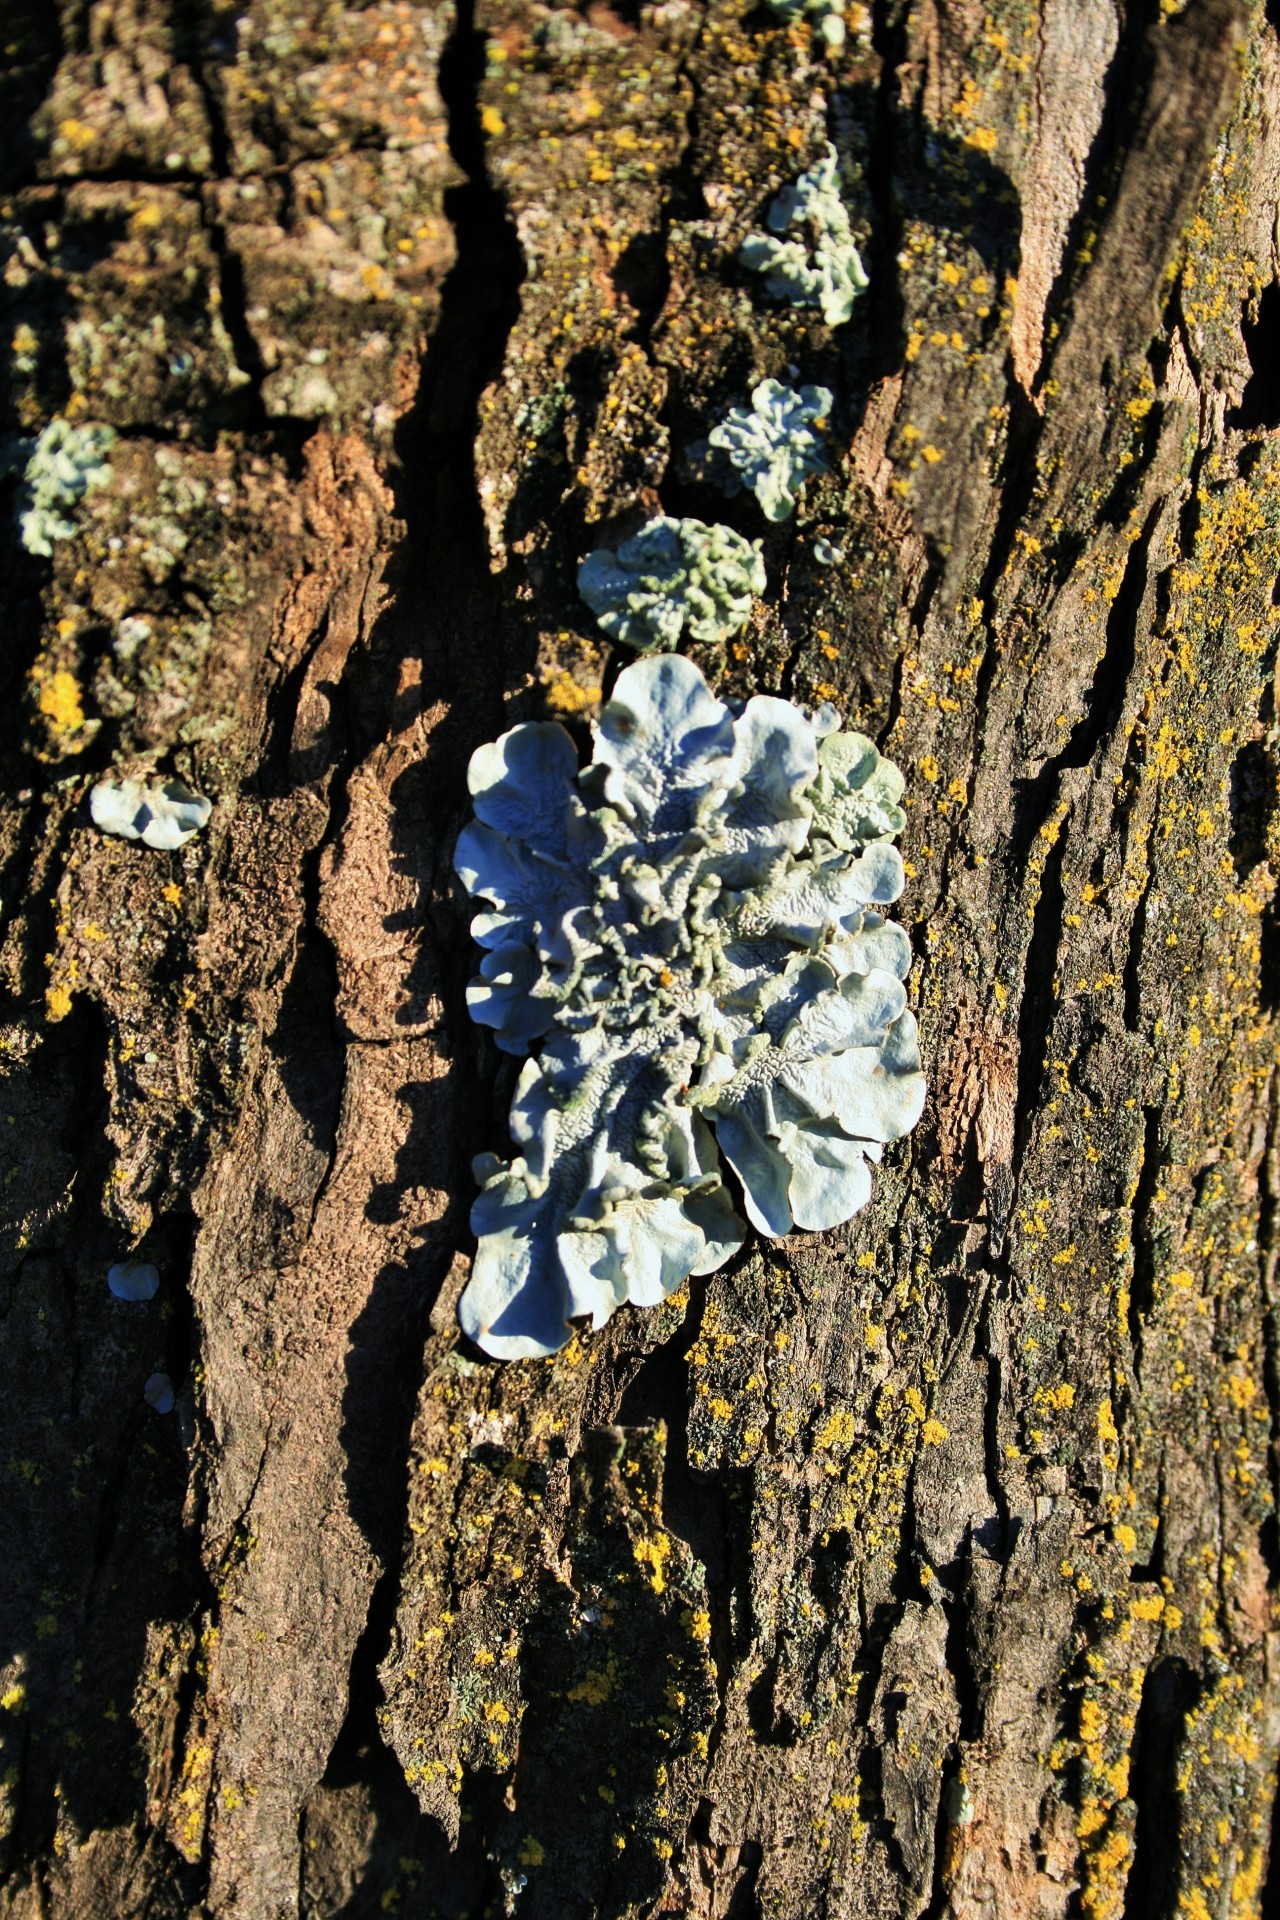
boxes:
[1,2,1278,1917]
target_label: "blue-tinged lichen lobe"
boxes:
[455,654,924,1360]
[89,776,211,850]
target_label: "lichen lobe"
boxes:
[455,656,925,1360]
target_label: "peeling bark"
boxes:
[1,3,1279,1918]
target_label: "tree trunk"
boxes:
[1,1,1278,1916]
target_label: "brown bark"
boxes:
[1,2,1278,1917]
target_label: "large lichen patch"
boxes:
[455,654,924,1359]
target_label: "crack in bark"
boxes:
[290,0,529,1838]
[184,13,269,428]
[1011,802,1069,1177]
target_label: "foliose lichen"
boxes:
[694,379,833,523]
[89,776,212,850]
[144,1372,175,1413]
[454,654,925,1359]
[739,144,869,328]
[578,517,766,653]
[107,1261,160,1302]
[11,419,117,557]
[766,0,848,47]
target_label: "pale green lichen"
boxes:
[89,776,211,850]
[766,0,847,47]
[695,379,833,522]
[12,419,116,556]
[578,517,765,652]
[739,144,868,328]
[454,654,924,1360]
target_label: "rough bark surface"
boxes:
[1,3,1278,1918]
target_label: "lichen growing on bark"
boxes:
[89,775,211,849]
[766,0,848,48]
[739,144,868,327]
[694,378,833,522]
[454,654,924,1359]
[11,418,116,555]
[578,517,766,653]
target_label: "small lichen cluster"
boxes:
[740,144,868,327]
[455,655,924,1359]
[577,517,765,653]
[107,1260,159,1302]
[12,419,116,557]
[573,146,866,651]
[766,0,848,47]
[695,379,833,522]
[89,776,212,850]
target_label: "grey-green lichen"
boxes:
[578,517,765,652]
[766,0,848,47]
[454,654,924,1360]
[739,144,868,328]
[89,776,211,850]
[11,419,117,557]
[694,379,833,522]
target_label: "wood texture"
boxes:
[0,3,1278,1917]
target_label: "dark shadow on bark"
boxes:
[0,992,202,1897]
[301,1629,501,1919]
[1007,491,1163,871]
[344,1237,459,1556]
[1127,1105,1168,1364]
[0,1,61,188]
[1011,816,1067,1168]
[1035,0,1165,371]
[1229,738,1279,879]
[380,0,530,1036]
[617,1279,733,1591]
[1123,1657,1200,1920]
[1230,279,1280,433]
[499,1424,719,1920]
[304,0,531,1886]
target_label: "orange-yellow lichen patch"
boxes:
[633,1533,671,1594]
[36,670,85,736]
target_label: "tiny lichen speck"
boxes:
[455,655,925,1359]
[739,144,868,328]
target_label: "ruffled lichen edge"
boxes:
[454,654,924,1360]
